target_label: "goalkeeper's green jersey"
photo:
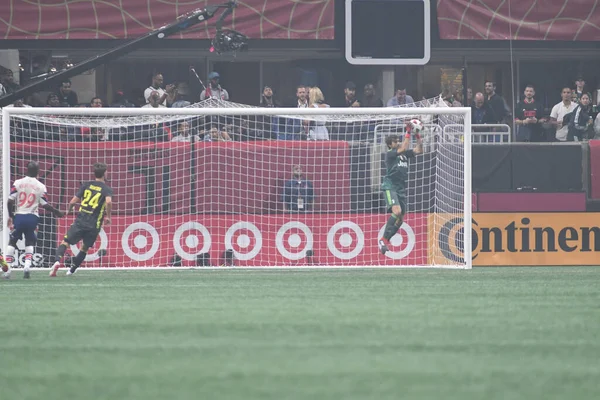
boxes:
[381,149,416,194]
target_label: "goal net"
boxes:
[1,98,471,269]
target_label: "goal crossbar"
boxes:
[4,107,473,116]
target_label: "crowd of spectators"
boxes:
[438,78,600,142]
[2,65,599,143]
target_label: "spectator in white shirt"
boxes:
[550,87,577,142]
[142,91,167,108]
[144,72,175,106]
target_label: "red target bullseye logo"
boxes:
[377,223,416,259]
[121,222,160,262]
[275,222,314,260]
[224,222,262,261]
[173,222,212,261]
[327,221,365,260]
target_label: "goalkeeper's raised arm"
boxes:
[398,121,423,156]
[412,133,423,155]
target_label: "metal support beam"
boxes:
[382,68,395,106]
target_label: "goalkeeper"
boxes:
[378,122,423,255]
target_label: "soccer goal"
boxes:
[1,100,471,269]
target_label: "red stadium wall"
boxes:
[11,142,351,215]
[194,141,351,214]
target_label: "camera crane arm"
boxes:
[215,1,235,33]
[0,0,239,107]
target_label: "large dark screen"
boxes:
[351,0,425,59]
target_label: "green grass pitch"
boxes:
[1,267,599,400]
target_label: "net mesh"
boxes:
[1,97,469,269]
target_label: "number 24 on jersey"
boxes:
[80,189,101,210]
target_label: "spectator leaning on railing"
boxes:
[471,93,495,125]
[470,92,500,142]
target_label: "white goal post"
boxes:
[2,104,472,269]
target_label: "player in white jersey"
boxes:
[3,162,64,279]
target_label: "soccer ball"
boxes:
[408,118,424,133]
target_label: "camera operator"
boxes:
[200,72,229,101]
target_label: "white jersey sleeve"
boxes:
[550,104,559,120]
[10,177,49,216]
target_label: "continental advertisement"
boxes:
[429,213,600,266]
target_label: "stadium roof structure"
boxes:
[0,1,242,108]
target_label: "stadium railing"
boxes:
[443,124,512,143]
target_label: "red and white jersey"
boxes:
[9,176,48,216]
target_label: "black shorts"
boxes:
[383,189,407,215]
[64,221,100,249]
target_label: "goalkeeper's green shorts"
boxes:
[383,189,407,215]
